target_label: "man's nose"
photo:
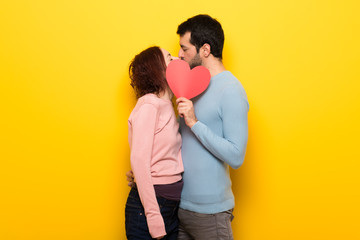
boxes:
[178,49,184,59]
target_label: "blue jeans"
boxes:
[125,187,180,240]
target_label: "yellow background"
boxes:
[1,0,359,239]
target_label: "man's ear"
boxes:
[201,43,211,58]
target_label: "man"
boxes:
[127,15,249,239]
[174,14,249,240]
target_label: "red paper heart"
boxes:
[166,59,211,99]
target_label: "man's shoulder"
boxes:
[216,71,246,94]
[217,71,249,108]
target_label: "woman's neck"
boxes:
[157,89,173,101]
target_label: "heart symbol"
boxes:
[166,59,211,99]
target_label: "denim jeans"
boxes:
[125,187,180,240]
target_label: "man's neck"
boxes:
[202,57,226,77]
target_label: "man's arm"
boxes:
[176,87,249,169]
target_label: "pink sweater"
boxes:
[128,93,183,238]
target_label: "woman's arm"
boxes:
[130,103,166,239]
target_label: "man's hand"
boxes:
[126,170,136,187]
[176,97,198,128]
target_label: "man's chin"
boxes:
[189,62,202,69]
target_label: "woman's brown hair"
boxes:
[129,46,167,98]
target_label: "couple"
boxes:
[126,15,249,240]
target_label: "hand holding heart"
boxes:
[166,59,210,99]
[166,59,210,127]
[176,97,198,128]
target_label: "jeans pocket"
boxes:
[225,209,234,222]
[125,190,149,238]
[125,204,149,237]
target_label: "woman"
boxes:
[125,46,183,240]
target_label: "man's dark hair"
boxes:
[177,14,224,59]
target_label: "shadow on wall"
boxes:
[117,71,136,170]
[230,105,271,237]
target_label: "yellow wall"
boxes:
[1,1,359,239]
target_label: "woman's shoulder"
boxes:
[129,94,160,119]
[139,93,163,106]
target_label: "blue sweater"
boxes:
[179,70,249,214]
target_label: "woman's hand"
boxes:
[176,97,198,128]
[126,170,135,187]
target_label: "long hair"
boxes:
[129,46,167,98]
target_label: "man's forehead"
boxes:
[179,32,191,45]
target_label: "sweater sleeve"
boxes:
[191,86,249,169]
[130,103,166,238]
